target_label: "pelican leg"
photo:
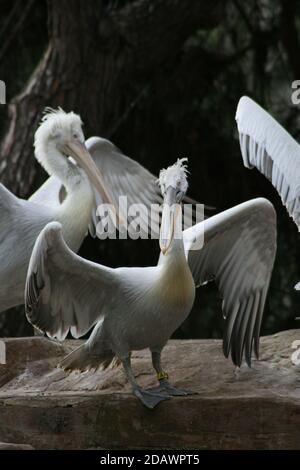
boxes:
[147,351,197,397]
[121,355,169,409]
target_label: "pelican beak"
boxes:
[60,139,124,225]
[160,186,177,255]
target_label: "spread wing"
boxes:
[0,183,55,266]
[0,184,58,311]
[25,222,119,341]
[86,137,162,237]
[183,198,277,366]
[236,96,300,228]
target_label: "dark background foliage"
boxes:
[0,0,299,339]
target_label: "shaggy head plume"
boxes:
[158,158,189,195]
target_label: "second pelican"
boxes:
[0,108,117,312]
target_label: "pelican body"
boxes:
[90,228,195,361]
[25,160,276,408]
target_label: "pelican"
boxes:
[236,96,300,288]
[25,159,276,409]
[0,108,120,313]
[0,109,204,316]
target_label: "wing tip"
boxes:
[257,197,277,222]
[236,95,255,119]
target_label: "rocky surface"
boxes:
[0,330,299,450]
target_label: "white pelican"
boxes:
[0,109,203,316]
[236,96,300,288]
[25,160,276,409]
[0,108,120,313]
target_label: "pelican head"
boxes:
[158,158,189,254]
[34,108,115,207]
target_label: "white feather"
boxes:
[236,96,300,228]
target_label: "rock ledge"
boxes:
[0,330,299,449]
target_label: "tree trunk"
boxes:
[0,0,224,197]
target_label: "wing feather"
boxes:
[183,198,276,366]
[25,222,119,340]
[236,96,300,228]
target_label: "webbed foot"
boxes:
[133,387,170,409]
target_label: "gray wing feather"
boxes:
[25,222,119,341]
[86,137,162,237]
[183,198,277,366]
[0,184,58,311]
[0,183,56,243]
